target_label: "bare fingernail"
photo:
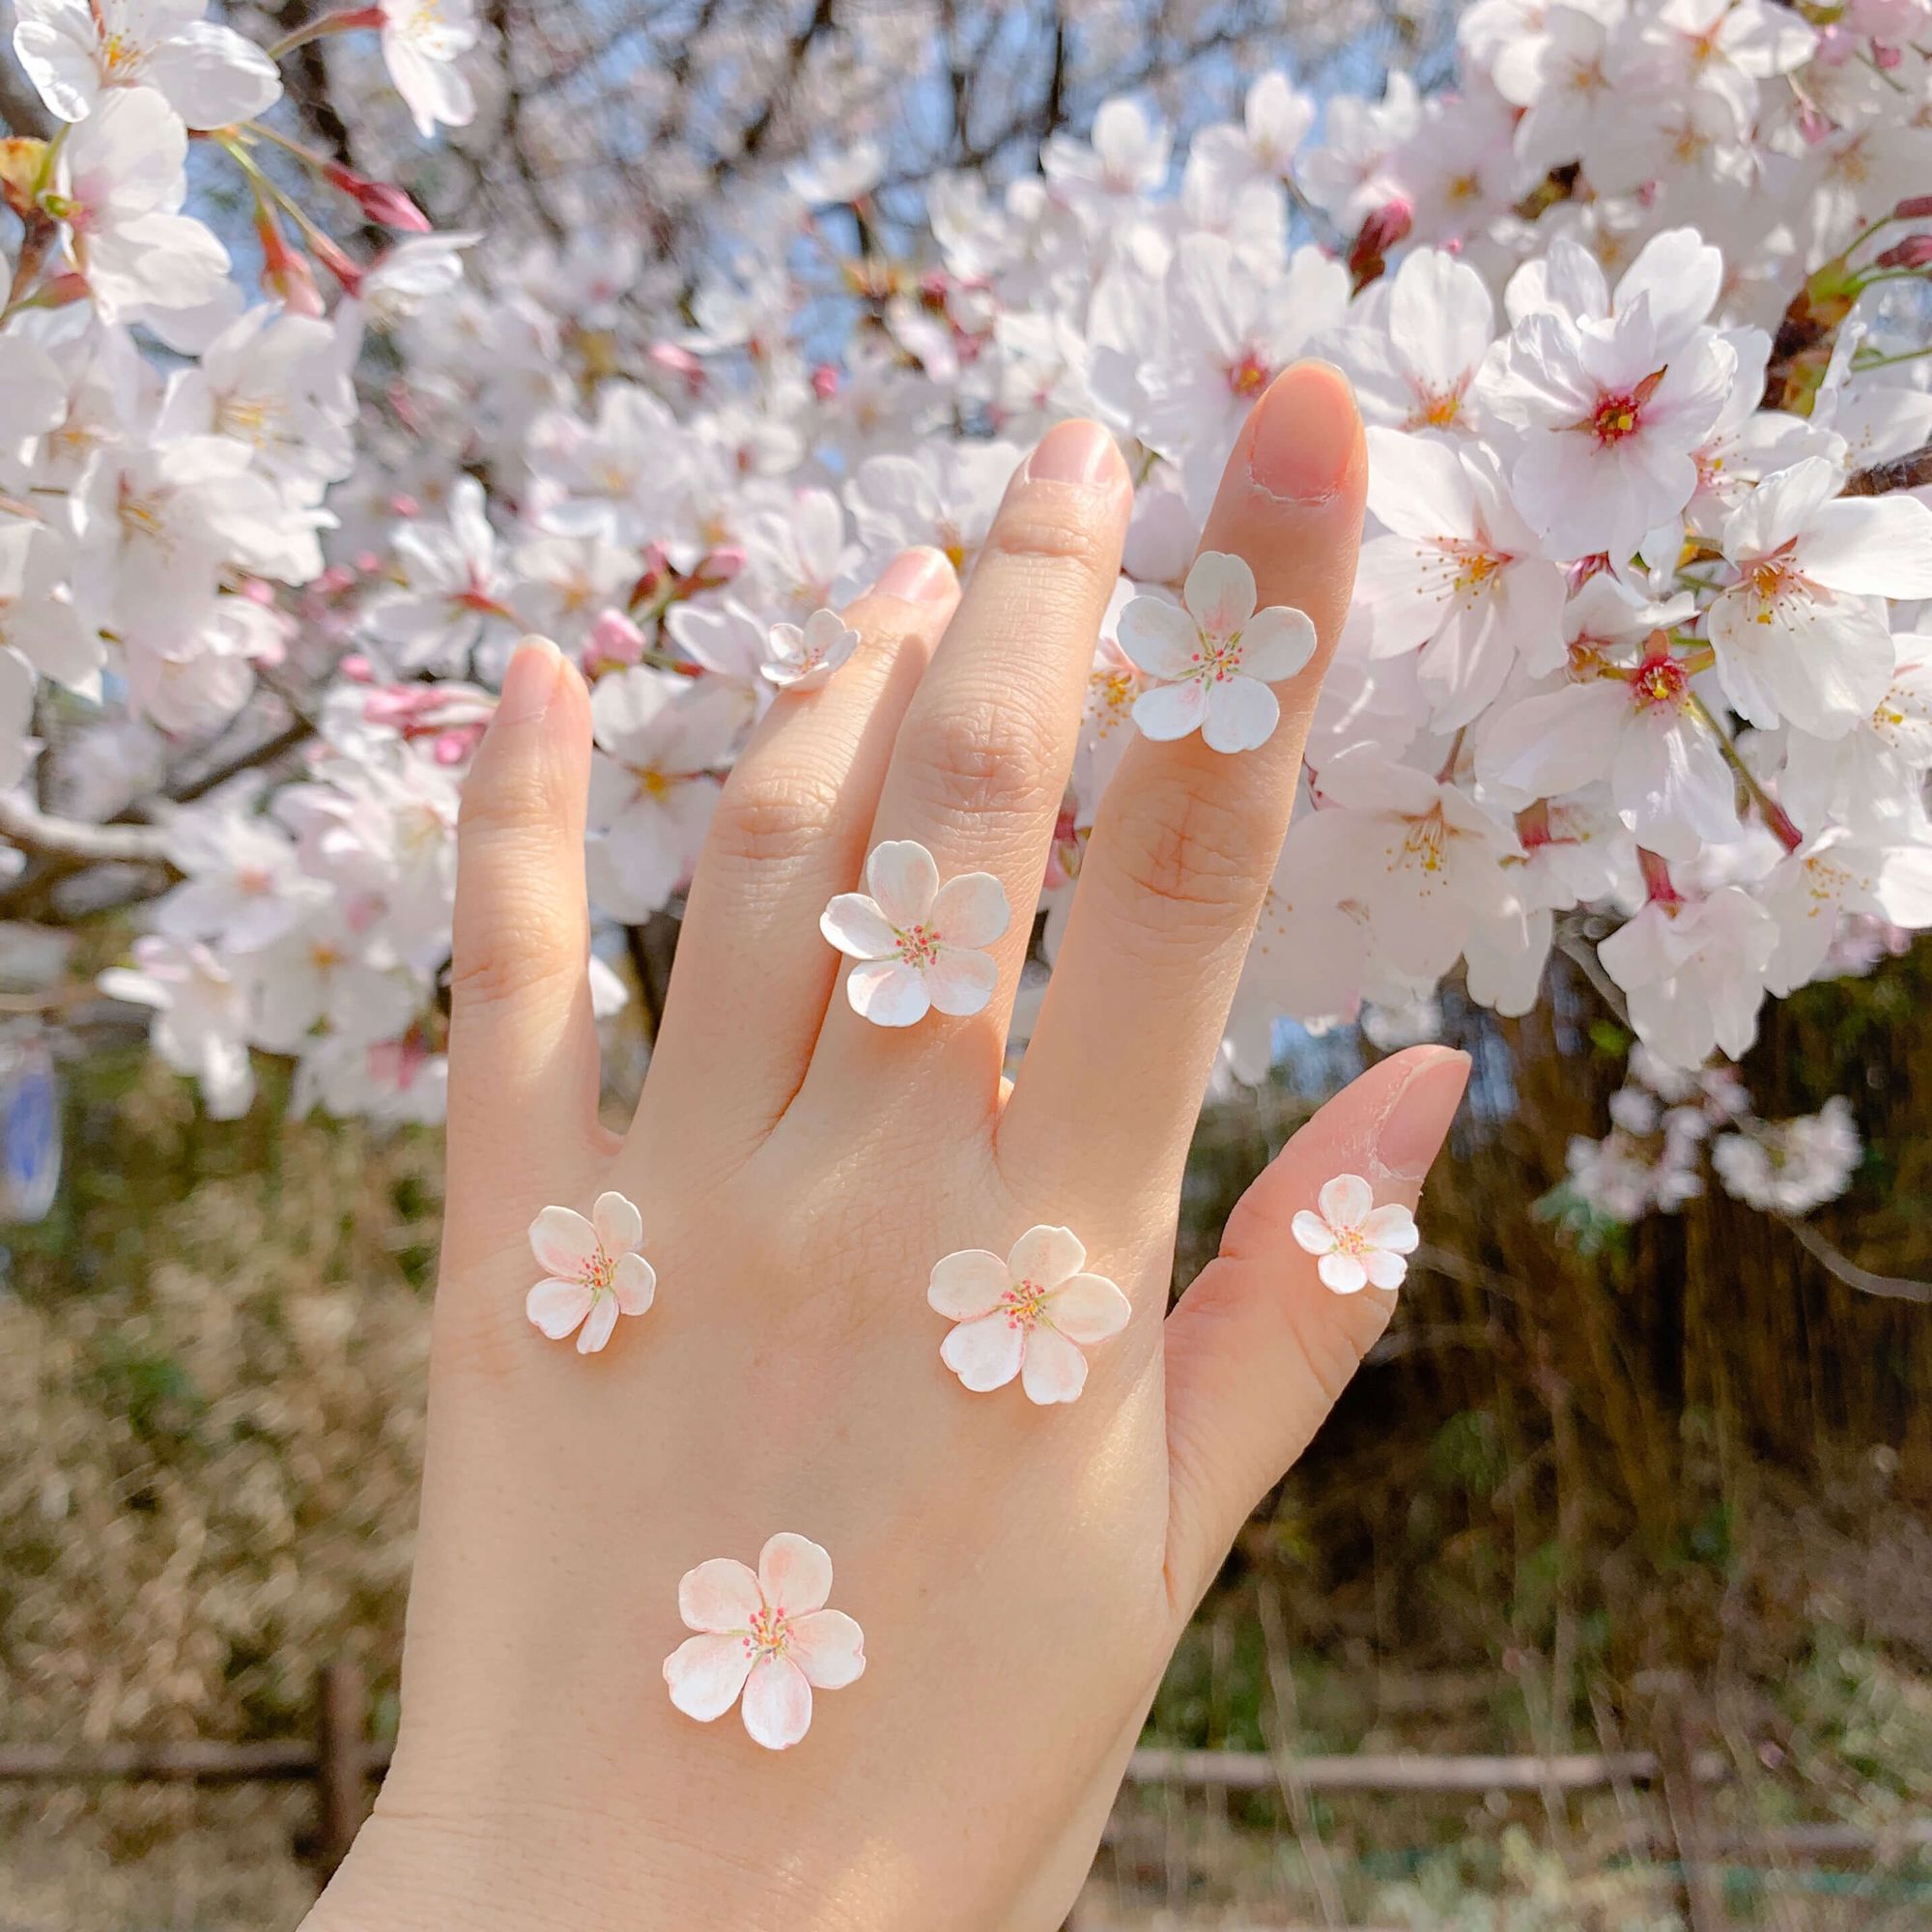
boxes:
[876,546,956,605]
[1025,418,1125,489]
[1243,360,1362,505]
[496,636,561,725]
[1373,1046,1470,1182]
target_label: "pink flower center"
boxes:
[1187,634,1245,684]
[1585,369,1665,446]
[1000,1278,1050,1330]
[1632,653,1687,708]
[580,1245,615,1293]
[1226,348,1274,399]
[745,1604,793,1661]
[895,922,942,967]
[1331,1225,1370,1257]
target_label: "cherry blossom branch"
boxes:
[1843,440,1932,497]
[1778,1215,1932,1305]
[0,794,169,866]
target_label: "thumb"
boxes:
[1159,1045,1469,1615]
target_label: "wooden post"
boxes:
[312,1661,368,1885]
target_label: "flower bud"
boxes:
[323,162,431,232]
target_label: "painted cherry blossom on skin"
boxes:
[664,1533,867,1751]
[820,839,1009,1027]
[1291,1175,1420,1294]
[928,1225,1132,1405]
[1118,552,1317,754]
[763,607,861,690]
[526,1190,657,1353]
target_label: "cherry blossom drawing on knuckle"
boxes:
[819,838,1010,1027]
[526,1190,657,1353]
[663,1533,866,1751]
[928,1225,1132,1406]
[1290,1174,1420,1295]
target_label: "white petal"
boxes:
[1044,1272,1131,1344]
[611,1252,657,1316]
[1361,1203,1420,1254]
[865,838,940,926]
[1236,604,1319,683]
[529,1205,599,1276]
[929,871,1010,949]
[1319,1251,1370,1293]
[923,945,998,1016]
[1184,551,1259,638]
[592,1189,643,1254]
[1361,1248,1409,1290]
[664,1633,754,1721]
[1007,1224,1086,1288]
[819,893,897,958]
[1133,678,1211,741]
[939,1311,1025,1391]
[1020,1326,1091,1405]
[1317,1173,1375,1227]
[576,1293,621,1353]
[758,1532,834,1616]
[741,1654,813,1750]
[678,1557,763,1633]
[1290,1209,1337,1257]
[846,957,931,1026]
[1201,676,1281,754]
[927,1249,1011,1321]
[1115,594,1199,678]
[526,1276,594,1340]
[787,1609,867,1690]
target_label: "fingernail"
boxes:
[496,636,560,725]
[1025,419,1124,488]
[876,546,955,604]
[1243,359,1361,505]
[1373,1047,1470,1182]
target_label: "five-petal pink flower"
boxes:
[763,607,861,691]
[1118,551,1318,754]
[1290,1174,1419,1293]
[820,838,1009,1027]
[526,1189,657,1352]
[928,1224,1131,1405]
[664,1532,867,1750]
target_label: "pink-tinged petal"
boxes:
[1361,1203,1420,1253]
[928,1248,1011,1321]
[1184,551,1259,639]
[1115,594,1199,678]
[611,1251,657,1315]
[929,870,1011,949]
[1044,1271,1131,1344]
[1318,1250,1369,1294]
[1007,1223,1086,1289]
[741,1654,814,1750]
[678,1557,763,1633]
[1020,1325,1091,1405]
[528,1205,599,1276]
[758,1532,834,1616]
[787,1609,867,1690]
[1317,1173,1375,1227]
[526,1276,594,1340]
[940,1311,1025,1391]
[1236,604,1319,682]
[865,838,940,926]
[923,945,998,1017]
[820,893,897,958]
[1202,676,1280,754]
[576,1293,621,1353]
[1362,1248,1409,1291]
[664,1632,754,1721]
[592,1189,643,1254]
[1132,677,1210,741]
[1290,1209,1337,1257]
[846,957,931,1026]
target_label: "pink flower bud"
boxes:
[688,546,746,592]
[308,230,365,297]
[649,342,706,396]
[1894,194,1932,219]
[255,207,323,316]
[323,161,431,232]
[1875,234,1932,269]
[1874,39,1903,68]
[810,361,840,400]
[586,607,646,668]
[339,654,374,683]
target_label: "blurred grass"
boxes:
[1,948,1929,1927]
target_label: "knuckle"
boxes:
[708,766,843,872]
[448,901,582,1013]
[987,497,1122,581]
[1100,771,1266,953]
[900,695,1058,828]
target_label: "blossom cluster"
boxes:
[3,2,1929,1208]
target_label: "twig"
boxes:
[1779,1215,1932,1305]
[0,794,169,866]
[1256,1581,1347,1929]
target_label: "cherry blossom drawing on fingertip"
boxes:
[1290,1174,1419,1293]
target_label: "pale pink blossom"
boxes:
[1291,1174,1419,1293]
[664,1533,866,1751]
[1119,552,1317,753]
[820,839,1009,1027]
[928,1224,1131,1405]
[526,1190,657,1354]
[763,607,860,691]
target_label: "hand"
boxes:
[306,361,1467,1932]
